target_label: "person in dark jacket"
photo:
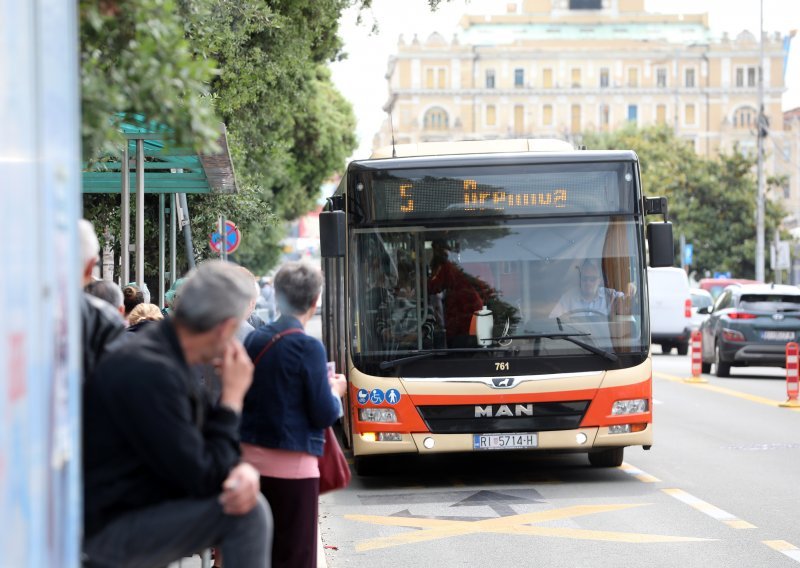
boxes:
[78,220,125,383]
[241,261,346,568]
[83,260,272,568]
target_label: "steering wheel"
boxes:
[558,309,607,321]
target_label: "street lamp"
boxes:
[755,0,766,282]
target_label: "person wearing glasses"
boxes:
[549,259,630,319]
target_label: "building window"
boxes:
[571,104,581,133]
[424,107,449,130]
[627,104,638,123]
[570,0,601,9]
[627,67,638,88]
[425,67,447,89]
[514,68,524,87]
[571,68,581,88]
[685,103,696,125]
[733,106,757,129]
[543,104,553,126]
[685,68,696,88]
[600,68,609,88]
[737,66,759,87]
[514,105,525,135]
[656,68,667,88]
[486,69,496,89]
[486,105,497,126]
[599,104,610,130]
[425,68,435,89]
[656,104,667,125]
[543,68,553,89]
[438,69,446,89]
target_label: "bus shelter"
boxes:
[82,116,238,306]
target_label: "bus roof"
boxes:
[370,138,574,159]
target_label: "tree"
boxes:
[583,125,786,279]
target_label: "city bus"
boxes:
[320,139,673,474]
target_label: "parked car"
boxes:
[699,284,800,377]
[690,288,713,331]
[698,277,761,300]
[647,267,692,355]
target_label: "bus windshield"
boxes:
[350,216,646,376]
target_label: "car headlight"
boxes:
[359,408,397,422]
[612,399,649,415]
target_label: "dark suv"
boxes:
[699,284,800,377]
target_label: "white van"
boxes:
[647,267,692,355]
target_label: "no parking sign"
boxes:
[209,220,241,254]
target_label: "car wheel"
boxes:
[588,447,624,467]
[676,343,689,356]
[715,343,731,378]
[661,343,673,355]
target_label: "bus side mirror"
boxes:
[647,222,674,267]
[319,211,346,258]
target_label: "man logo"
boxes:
[491,377,515,388]
[474,404,533,418]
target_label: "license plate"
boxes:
[473,433,538,450]
[761,330,795,341]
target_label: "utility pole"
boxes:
[755,0,766,282]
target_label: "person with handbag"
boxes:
[241,261,347,568]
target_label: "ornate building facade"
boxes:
[375,0,795,220]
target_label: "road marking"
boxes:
[662,488,756,529]
[345,503,713,551]
[763,541,800,563]
[619,462,661,483]
[654,371,800,411]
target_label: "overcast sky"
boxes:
[330,0,800,161]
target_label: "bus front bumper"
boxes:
[352,424,653,456]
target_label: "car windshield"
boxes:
[739,294,800,312]
[691,293,712,309]
[348,217,646,375]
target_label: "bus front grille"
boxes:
[416,400,590,434]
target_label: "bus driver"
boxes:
[549,259,633,319]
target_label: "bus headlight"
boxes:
[612,399,648,415]
[359,408,397,422]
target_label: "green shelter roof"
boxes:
[82,115,238,194]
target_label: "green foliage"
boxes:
[583,125,786,280]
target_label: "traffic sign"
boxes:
[209,220,241,254]
[683,243,693,266]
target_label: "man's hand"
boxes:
[219,340,254,413]
[219,462,260,515]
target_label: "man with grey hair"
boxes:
[78,219,125,381]
[85,280,125,319]
[83,260,272,568]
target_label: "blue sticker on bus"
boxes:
[369,389,385,405]
[356,389,369,406]
[385,389,401,405]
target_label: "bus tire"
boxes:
[354,455,380,476]
[588,447,624,467]
[676,342,688,356]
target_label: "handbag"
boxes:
[319,426,351,494]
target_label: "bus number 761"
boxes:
[495,362,509,371]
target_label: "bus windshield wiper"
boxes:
[492,332,619,362]
[379,347,515,371]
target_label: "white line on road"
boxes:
[662,488,756,529]
[763,541,800,563]
[619,462,661,483]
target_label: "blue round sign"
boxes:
[385,389,401,405]
[356,389,369,406]
[369,389,385,405]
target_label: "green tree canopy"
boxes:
[583,125,786,280]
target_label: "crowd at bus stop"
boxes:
[78,219,345,568]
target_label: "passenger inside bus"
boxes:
[549,258,635,320]
[427,239,486,348]
[376,259,436,350]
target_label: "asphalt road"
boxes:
[318,347,800,568]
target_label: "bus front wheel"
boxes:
[588,447,624,467]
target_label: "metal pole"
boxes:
[158,193,165,308]
[755,0,766,282]
[121,144,130,285]
[135,138,145,289]
[178,193,196,270]
[170,193,177,285]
